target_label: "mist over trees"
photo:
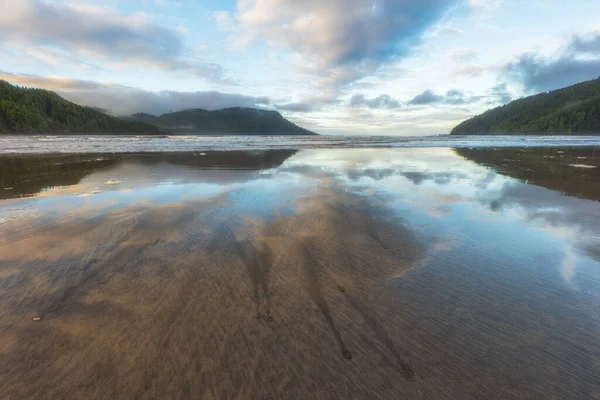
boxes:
[0,80,316,135]
[0,80,159,134]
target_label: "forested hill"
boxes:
[0,80,159,134]
[126,108,317,135]
[451,78,600,135]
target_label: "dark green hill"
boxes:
[127,107,317,135]
[451,77,600,135]
[0,80,159,134]
[128,113,158,125]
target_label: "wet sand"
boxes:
[1,149,600,399]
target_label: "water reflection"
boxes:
[456,147,600,201]
[0,155,118,200]
[1,147,600,399]
[2,148,600,269]
[0,150,297,200]
[279,148,600,280]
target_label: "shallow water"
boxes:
[1,147,600,399]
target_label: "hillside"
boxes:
[451,78,600,135]
[0,80,159,134]
[127,107,317,135]
[128,113,158,125]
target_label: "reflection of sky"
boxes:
[280,149,600,293]
[0,158,313,226]
[2,148,600,295]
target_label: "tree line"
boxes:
[0,80,158,134]
[451,77,600,135]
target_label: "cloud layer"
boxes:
[504,31,600,93]
[0,0,231,84]
[348,88,487,110]
[0,72,268,116]
[350,94,401,109]
[218,0,461,91]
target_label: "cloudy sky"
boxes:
[1,0,599,135]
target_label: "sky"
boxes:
[1,0,600,135]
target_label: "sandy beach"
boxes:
[1,148,600,399]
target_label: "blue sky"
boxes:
[1,0,600,135]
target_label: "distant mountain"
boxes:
[128,113,158,125]
[126,107,317,135]
[451,78,600,135]
[0,80,159,134]
[0,79,315,135]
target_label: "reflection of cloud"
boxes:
[581,240,600,264]
[474,173,600,286]
[560,247,577,287]
[346,168,399,181]
[401,171,467,185]
[400,198,452,219]
[430,194,463,204]
[433,240,456,251]
[484,183,600,238]
[428,205,452,218]
[293,149,600,289]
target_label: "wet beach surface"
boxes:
[1,148,600,399]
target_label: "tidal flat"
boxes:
[1,147,600,399]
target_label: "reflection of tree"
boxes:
[0,150,297,200]
[136,150,297,170]
[456,147,600,201]
[0,155,118,200]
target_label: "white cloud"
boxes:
[503,30,600,92]
[469,0,500,10]
[216,0,462,93]
[0,0,232,84]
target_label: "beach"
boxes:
[1,147,600,399]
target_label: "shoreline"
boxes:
[2,135,600,156]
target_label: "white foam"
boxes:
[2,135,600,154]
[569,164,597,169]
[77,187,103,196]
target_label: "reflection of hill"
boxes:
[456,147,600,201]
[0,150,297,200]
[0,155,118,200]
[137,150,297,170]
